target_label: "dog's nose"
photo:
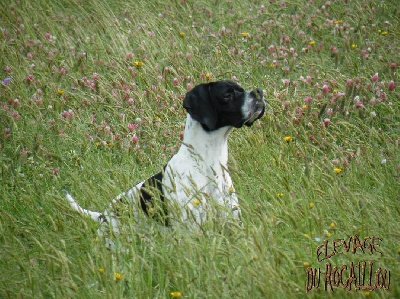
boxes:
[253,88,263,100]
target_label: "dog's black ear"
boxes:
[183,83,217,131]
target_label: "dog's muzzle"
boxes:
[244,88,266,126]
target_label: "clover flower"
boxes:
[26,74,34,82]
[388,80,395,91]
[131,134,139,143]
[127,123,137,132]
[323,118,331,127]
[321,84,329,93]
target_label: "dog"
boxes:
[66,80,265,242]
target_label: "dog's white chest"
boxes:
[161,118,240,228]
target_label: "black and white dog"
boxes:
[66,80,265,240]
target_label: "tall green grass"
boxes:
[1,0,399,298]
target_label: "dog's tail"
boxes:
[65,191,103,222]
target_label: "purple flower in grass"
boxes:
[2,77,11,86]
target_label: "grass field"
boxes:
[1,0,399,298]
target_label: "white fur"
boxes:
[162,115,240,230]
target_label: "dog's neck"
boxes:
[181,115,232,167]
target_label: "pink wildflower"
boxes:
[388,80,395,91]
[304,96,312,103]
[131,134,138,143]
[282,79,290,87]
[26,74,34,82]
[329,45,338,55]
[355,101,364,109]
[323,118,331,127]
[369,98,378,105]
[127,123,137,132]
[61,110,74,119]
[345,79,353,87]
[12,111,20,119]
[361,49,368,56]
[268,45,275,52]
[220,26,227,35]
[91,73,99,81]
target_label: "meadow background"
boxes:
[0,0,399,298]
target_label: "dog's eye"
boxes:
[223,93,233,101]
[222,89,234,101]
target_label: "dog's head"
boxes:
[183,80,265,131]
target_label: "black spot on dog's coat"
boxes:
[139,169,170,226]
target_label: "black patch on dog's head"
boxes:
[183,80,254,131]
